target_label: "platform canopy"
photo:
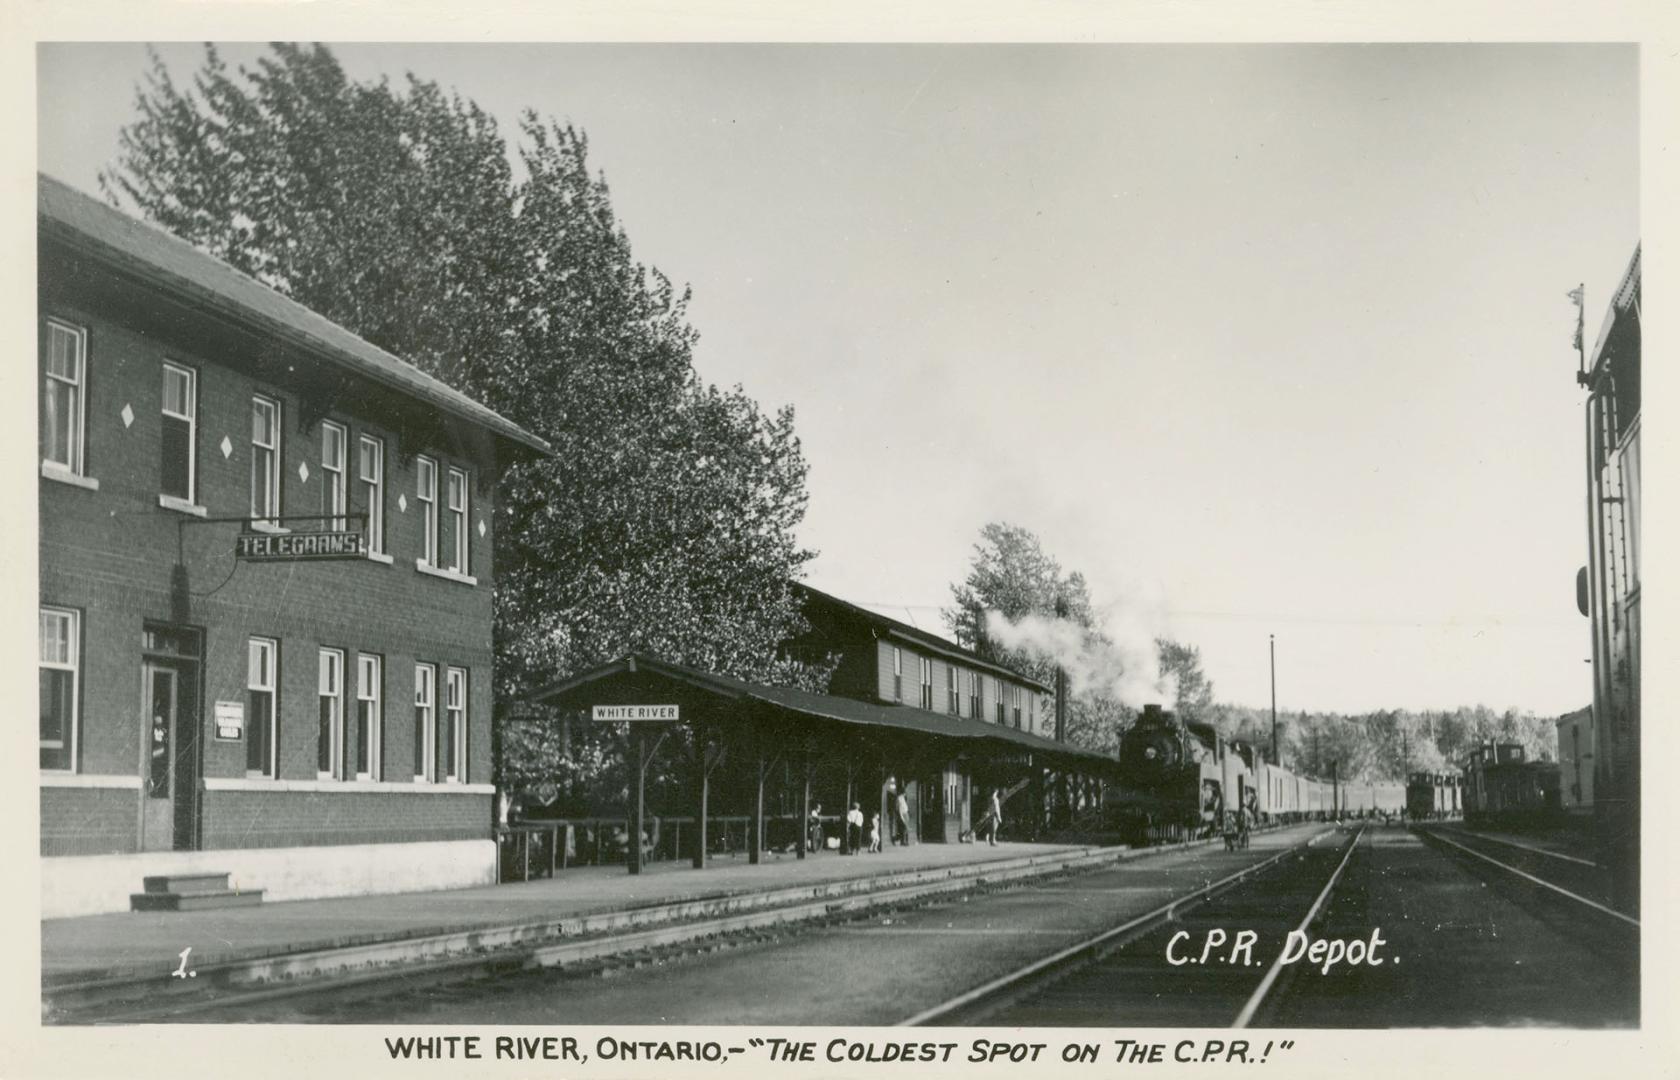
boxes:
[525,653,1120,775]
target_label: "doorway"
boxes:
[141,624,202,852]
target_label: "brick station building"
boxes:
[37,175,550,916]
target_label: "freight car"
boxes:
[1406,772,1460,821]
[1462,743,1561,828]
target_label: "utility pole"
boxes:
[1269,634,1278,766]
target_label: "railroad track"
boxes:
[901,826,1361,1028]
[1412,825,1637,928]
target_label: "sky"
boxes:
[36,43,1640,716]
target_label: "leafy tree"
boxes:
[103,43,830,795]
[1155,637,1214,726]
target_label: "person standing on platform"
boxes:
[846,802,864,854]
[809,803,824,853]
[868,812,882,852]
[986,788,1004,846]
[895,789,911,846]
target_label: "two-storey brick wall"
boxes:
[39,276,499,856]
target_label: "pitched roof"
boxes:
[37,174,551,457]
[795,583,1054,693]
[528,653,1115,768]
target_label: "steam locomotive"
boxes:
[1112,703,1405,844]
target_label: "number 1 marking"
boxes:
[171,947,196,978]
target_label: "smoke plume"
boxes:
[984,597,1178,708]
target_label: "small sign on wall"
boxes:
[592,705,680,721]
[214,700,244,741]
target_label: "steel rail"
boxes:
[1421,827,1638,928]
[1426,825,1598,868]
[1232,825,1364,1029]
[896,828,1337,1028]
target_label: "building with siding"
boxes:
[37,175,550,916]
[790,585,1054,736]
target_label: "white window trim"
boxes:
[40,773,141,789]
[414,663,437,783]
[318,648,345,781]
[42,317,88,478]
[356,653,382,782]
[204,777,495,795]
[445,666,468,784]
[247,637,279,779]
[416,455,438,568]
[251,396,282,526]
[359,433,385,556]
[157,493,208,517]
[415,560,478,586]
[39,606,80,774]
[446,467,469,575]
[321,420,348,532]
[161,361,197,505]
[41,461,99,491]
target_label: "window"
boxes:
[446,468,469,575]
[892,647,903,702]
[356,654,382,780]
[321,421,347,531]
[160,363,197,502]
[414,663,437,781]
[39,608,79,771]
[969,671,981,720]
[359,435,385,555]
[994,678,1005,724]
[1011,685,1023,729]
[919,657,934,710]
[247,638,278,777]
[947,665,960,715]
[251,397,281,524]
[416,456,438,567]
[445,667,467,783]
[42,319,88,475]
[318,649,345,780]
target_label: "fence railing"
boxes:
[493,813,848,884]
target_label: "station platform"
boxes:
[42,839,1093,985]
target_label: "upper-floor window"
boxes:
[892,646,903,702]
[445,666,468,783]
[359,435,385,555]
[39,607,79,772]
[247,637,279,778]
[416,456,439,567]
[160,362,197,503]
[42,318,88,476]
[251,397,281,525]
[919,656,934,710]
[318,648,345,780]
[356,653,382,781]
[994,678,1005,724]
[321,421,348,531]
[446,467,469,575]
[947,666,960,715]
[1011,684,1023,729]
[968,671,981,720]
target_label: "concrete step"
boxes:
[141,873,232,895]
[130,889,266,912]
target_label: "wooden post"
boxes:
[750,727,765,865]
[630,726,646,875]
[843,758,855,854]
[693,720,709,869]
[798,745,810,860]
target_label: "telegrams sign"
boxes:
[593,705,681,721]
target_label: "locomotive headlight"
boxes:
[1144,747,1158,760]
